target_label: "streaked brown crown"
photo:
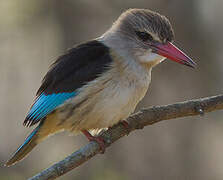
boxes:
[114,9,174,43]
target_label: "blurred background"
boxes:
[1,0,223,179]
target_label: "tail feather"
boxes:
[5,124,41,167]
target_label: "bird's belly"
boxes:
[59,80,149,132]
[56,61,151,133]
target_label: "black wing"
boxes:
[37,40,112,95]
[24,40,112,127]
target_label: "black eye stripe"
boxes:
[135,31,153,41]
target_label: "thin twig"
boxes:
[29,94,223,180]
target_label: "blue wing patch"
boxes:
[24,92,76,127]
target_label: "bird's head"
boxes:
[102,9,196,68]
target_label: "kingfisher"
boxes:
[6,8,195,166]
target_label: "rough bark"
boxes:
[29,94,223,180]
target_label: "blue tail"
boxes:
[5,123,42,166]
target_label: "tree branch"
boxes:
[29,94,223,180]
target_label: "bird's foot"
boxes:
[121,120,129,129]
[120,120,131,135]
[82,130,106,153]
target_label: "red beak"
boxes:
[151,42,196,68]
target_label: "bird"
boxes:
[5,8,196,166]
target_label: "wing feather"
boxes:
[24,40,112,127]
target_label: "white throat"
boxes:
[137,50,166,66]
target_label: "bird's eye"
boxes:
[135,31,153,42]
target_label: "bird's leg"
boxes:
[120,120,129,129]
[120,120,131,135]
[81,130,106,153]
[108,120,130,131]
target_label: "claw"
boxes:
[82,130,106,153]
[120,120,131,135]
[121,120,129,129]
